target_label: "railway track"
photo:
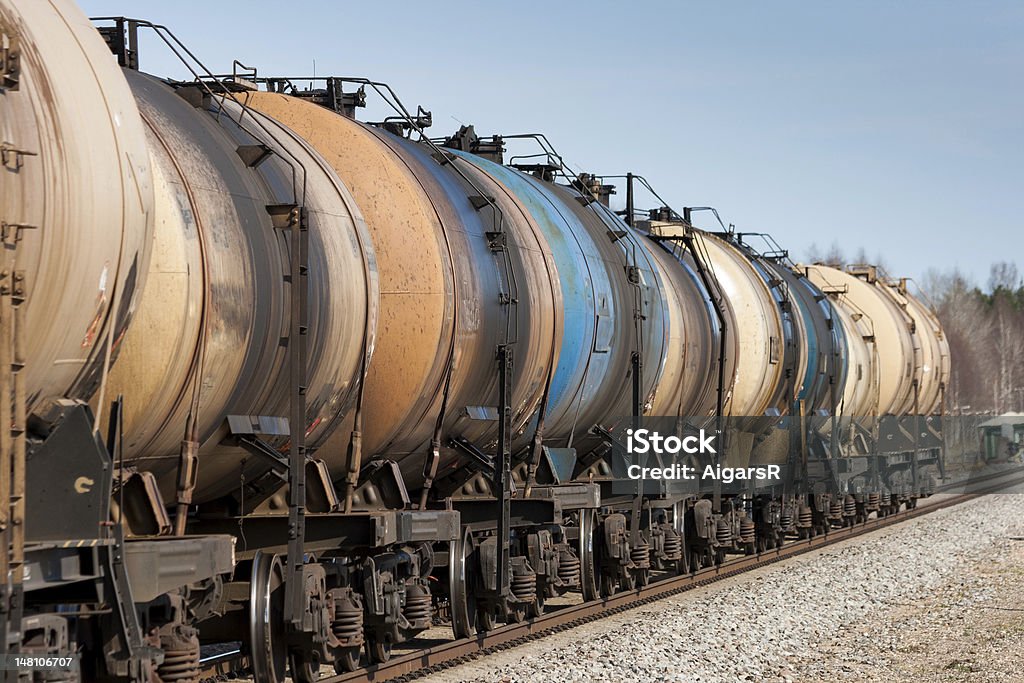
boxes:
[199,464,1024,683]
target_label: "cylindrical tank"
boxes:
[881,280,950,415]
[238,91,560,492]
[644,243,724,419]
[829,289,879,418]
[803,265,916,416]
[747,256,803,410]
[442,153,683,450]
[0,0,153,410]
[534,189,669,451]
[231,92,455,463]
[769,265,841,414]
[439,152,625,443]
[695,234,786,417]
[104,72,377,502]
[435,150,562,452]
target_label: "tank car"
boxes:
[803,263,950,510]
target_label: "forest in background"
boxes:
[805,244,1024,416]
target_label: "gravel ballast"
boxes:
[421,493,1024,683]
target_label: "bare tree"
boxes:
[805,242,823,263]
[928,264,1024,415]
[988,261,1020,293]
[823,242,845,267]
[919,267,965,302]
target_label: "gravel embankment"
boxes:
[787,508,1024,682]
[421,493,1024,683]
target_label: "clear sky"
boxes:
[80,0,1023,286]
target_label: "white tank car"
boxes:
[0,0,153,410]
[695,233,785,418]
[879,279,951,415]
[804,265,917,417]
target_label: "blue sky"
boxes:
[80,1,1023,287]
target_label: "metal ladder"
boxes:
[0,214,28,664]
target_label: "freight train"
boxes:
[0,2,950,681]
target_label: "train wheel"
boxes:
[333,647,361,674]
[527,591,545,618]
[579,509,600,602]
[714,548,726,566]
[289,651,318,683]
[449,528,477,639]
[675,532,691,574]
[507,603,527,624]
[366,637,391,664]
[249,552,288,683]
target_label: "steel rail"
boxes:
[199,464,1024,683]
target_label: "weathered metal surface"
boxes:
[696,234,785,417]
[191,508,458,559]
[122,534,235,603]
[804,265,915,417]
[442,152,561,452]
[748,257,802,410]
[882,281,951,415]
[542,190,668,449]
[23,401,111,543]
[525,482,601,510]
[830,287,879,418]
[643,242,725,419]
[768,264,840,413]
[239,92,456,459]
[362,132,559,491]
[443,152,622,444]
[103,72,377,502]
[0,0,153,410]
[238,99,560,491]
